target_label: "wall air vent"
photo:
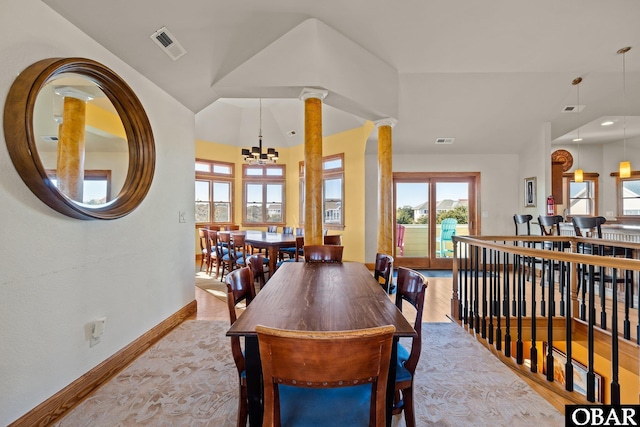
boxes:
[150,27,186,61]
[435,137,455,145]
[41,136,59,142]
[562,104,585,113]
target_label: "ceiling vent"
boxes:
[41,135,59,142]
[435,137,455,145]
[150,27,186,61]
[562,104,585,113]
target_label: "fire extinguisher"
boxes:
[547,195,555,215]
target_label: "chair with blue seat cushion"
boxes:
[256,324,395,427]
[276,236,304,270]
[230,233,248,269]
[225,267,256,427]
[393,267,427,427]
[217,232,234,279]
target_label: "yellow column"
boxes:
[300,88,328,245]
[376,118,397,255]
[55,87,92,201]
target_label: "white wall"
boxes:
[0,0,195,423]
[554,134,640,218]
[364,152,520,262]
[517,123,550,220]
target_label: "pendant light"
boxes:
[572,77,584,182]
[241,99,278,165]
[618,47,631,178]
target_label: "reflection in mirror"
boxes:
[4,57,155,220]
[33,74,129,207]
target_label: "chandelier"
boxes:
[242,99,278,165]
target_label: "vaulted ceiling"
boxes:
[43,0,640,154]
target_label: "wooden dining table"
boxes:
[226,261,417,427]
[218,230,297,276]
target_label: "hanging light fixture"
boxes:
[241,99,278,165]
[572,77,584,183]
[618,46,632,178]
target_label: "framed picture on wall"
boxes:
[524,177,536,207]
[542,342,603,403]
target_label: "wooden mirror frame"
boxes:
[3,57,155,220]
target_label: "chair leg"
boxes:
[402,386,416,427]
[237,381,248,427]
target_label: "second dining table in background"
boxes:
[218,229,297,276]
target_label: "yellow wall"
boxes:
[195,121,374,262]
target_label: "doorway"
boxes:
[394,172,479,269]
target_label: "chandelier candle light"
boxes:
[242,99,278,165]
[618,46,631,178]
[573,77,584,183]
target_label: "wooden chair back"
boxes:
[303,245,344,263]
[246,253,267,289]
[394,267,427,427]
[282,226,293,234]
[395,267,427,374]
[198,228,209,272]
[225,266,255,427]
[204,229,218,275]
[231,233,247,266]
[267,225,278,233]
[374,253,394,293]
[323,234,342,245]
[256,324,395,427]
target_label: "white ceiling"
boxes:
[42,0,640,155]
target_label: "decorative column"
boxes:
[55,86,93,201]
[300,88,328,245]
[376,118,397,255]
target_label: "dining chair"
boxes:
[256,324,395,427]
[246,253,269,289]
[204,229,219,276]
[374,253,394,294]
[278,227,295,260]
[323,234,342,245]
[225,267,256,427]
[303,245,344,263]
[230,233,248,269]
[538,214,565,250]
[267,225,278,233]
[218,232,235,279]
[393,267,428,427]
[513,214,533,236]
[198,228,210,272]
[277,236,305,270]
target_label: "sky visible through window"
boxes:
[396,182,468,208]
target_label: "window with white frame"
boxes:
[563,173,598,218]
[614,171,640,217]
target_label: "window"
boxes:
[47,169,112,205]
[563,173,598,218]
[195,159,234,224]
[242,164,285,225]
[299,153,345,229]
[613,171,640,218]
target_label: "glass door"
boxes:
[394,173,478,269]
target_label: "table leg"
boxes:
[245,336,263,427]
[386,337,398,427]
[267,246,278,279]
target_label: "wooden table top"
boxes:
[227,262,416,337]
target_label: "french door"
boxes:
[393,172,479,269]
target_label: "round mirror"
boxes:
[4,58,155,220]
